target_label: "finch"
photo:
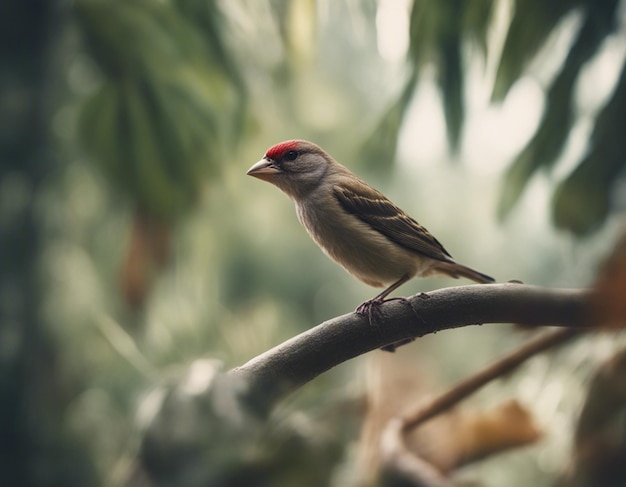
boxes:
[247,140,494,350]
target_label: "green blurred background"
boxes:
[1,0,625,485]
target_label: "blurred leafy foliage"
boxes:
[74,0,250,306]
[6,0,626,486]
[498,0,620,233]
[42,1,374,485]
[552,60,626,235]
[361,0,495,170]
[75,0,244,220]
[368,0,625,235]
[0,1,100,485]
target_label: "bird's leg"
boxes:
[356,275,423,352]
[356,274,411,316]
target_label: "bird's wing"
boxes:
[333,177,454,262]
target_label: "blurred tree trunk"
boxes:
[0,1,97,485]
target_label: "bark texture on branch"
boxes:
[231,284,591,414]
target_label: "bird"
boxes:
[247,140,494,351]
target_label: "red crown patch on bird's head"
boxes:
[265,140,300,160]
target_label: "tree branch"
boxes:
[231,284,591,414]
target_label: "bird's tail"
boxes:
[431,261,495,284]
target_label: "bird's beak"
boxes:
[246,157,281,181]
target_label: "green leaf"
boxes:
[493,0,580,102]
[462,0,496,54]
[408,0,447,66]
[359,69,419,175]
[498,0,619,218]
[552,59,626,235]
[497,143,540,220]
[439,34,464,152]
[75,0,243,219]
[407,0,466,152]
[551,155,609,236]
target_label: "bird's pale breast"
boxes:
[295,194,431,288]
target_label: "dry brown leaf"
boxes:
[407,399,542,472]
[590,228,626,328]
[120,210,171,309]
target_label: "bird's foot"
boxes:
[356,296,417,353]
[356,295,418,316]
[355,297,384,319]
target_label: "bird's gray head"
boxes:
[246,140,333,198]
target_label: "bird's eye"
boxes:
[284,150,298,161]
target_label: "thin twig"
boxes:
[401,327,581,432]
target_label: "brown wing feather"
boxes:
[333,178,455,263]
